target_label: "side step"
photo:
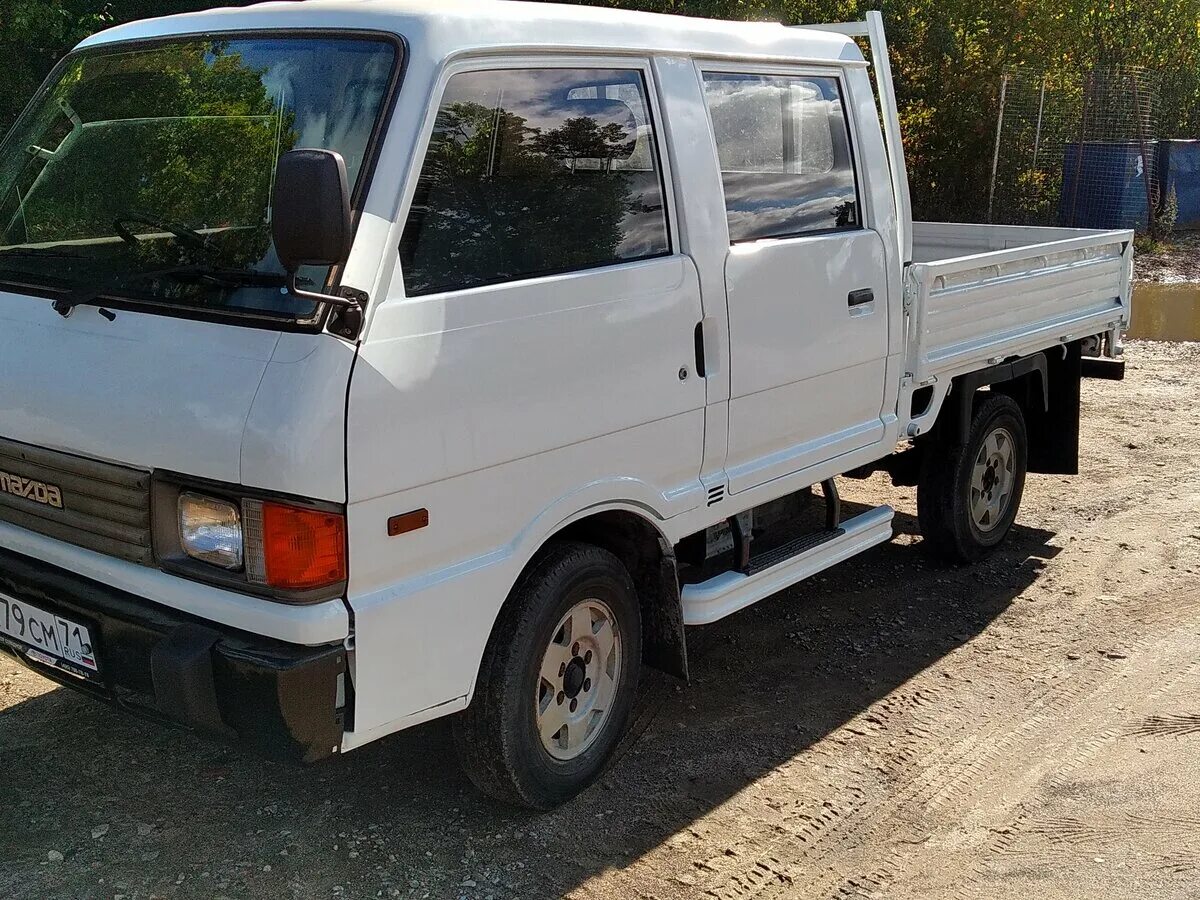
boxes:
[681,505,895,626]
[746,527,844,575]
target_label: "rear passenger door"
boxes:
[700,68,890,493]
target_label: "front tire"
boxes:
[452,542,642,809]
[918,393,1028,563]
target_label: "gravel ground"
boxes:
[1134,232,1200,283]
[2,340,1200,900]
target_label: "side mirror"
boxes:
[271,149,363,336]
[272,148,352,271]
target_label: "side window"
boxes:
[701,72,860,243]
[399,67,671,296]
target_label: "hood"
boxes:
[0,292,352,501]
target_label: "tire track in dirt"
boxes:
[694,658,1103,899]
[686,681,961,899]
[566,651,961,899]
[674,557,1195,900]
[816,652,1171,899]
[938,613,1200,897]
[697,641,1098,895]
[802,473,1200,898]
[571,352,1200,900]
[692,579,1200,900]
[831,636,1200,899]
[1007,812,1200,857]
[1127,714,1200,737]
[946,630,1200,898]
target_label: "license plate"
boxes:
[0,592,99,680]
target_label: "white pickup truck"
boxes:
[0,1,1130,808]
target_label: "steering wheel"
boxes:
[113,212,210,253]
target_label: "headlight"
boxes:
[154,476,347,601]
[178,492,244,570]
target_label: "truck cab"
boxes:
[0,0,1130,808]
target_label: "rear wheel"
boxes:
[452,542,641,809]
[918,393,1028,563]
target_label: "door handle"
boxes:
[848,289,875,307]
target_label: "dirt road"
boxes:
[3,340,1199,900]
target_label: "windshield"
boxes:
[0,35,398,322]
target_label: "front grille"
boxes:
[0,436,152,565]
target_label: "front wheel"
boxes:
[918,393,1028,563]
[452,542,642,809]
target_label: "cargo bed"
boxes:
[905,222,1133,386]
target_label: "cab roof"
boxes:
[78,0,863,67]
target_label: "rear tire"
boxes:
[452,541,642,810]
[918,393,1028,563]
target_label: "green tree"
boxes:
[554,0,1200,220]
[0,1,257,134]
[5,1,1199,223]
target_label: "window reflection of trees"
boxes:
[0,38,395,317]
[402,71,669,297]
[3,43,291,273]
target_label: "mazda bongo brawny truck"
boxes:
[0,1,1131,808]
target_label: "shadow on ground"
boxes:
[0,511,1059,899]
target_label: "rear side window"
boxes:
[400,67,671,296]
[701,72,860,243]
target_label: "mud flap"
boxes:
[1028,342,1082,475]
[641,552,688,681]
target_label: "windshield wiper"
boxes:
[151,265,293,290]
[50,264,303,320]
[51,290,117,320]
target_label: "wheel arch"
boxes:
[460,493,690,718]
[549,508,687,680]
[933,343,1081,475]
[942,352,1048,446]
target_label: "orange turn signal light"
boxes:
[260,502,347,591]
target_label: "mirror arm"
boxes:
[285,271,366,340]
[286,270,359,309]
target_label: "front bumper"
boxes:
[0,546,346,763]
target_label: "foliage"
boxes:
[0,29,320,320]
[1155,187,1180,240]
[0,2,258,135]
[555,0,1200,221]
[1133,232,1164,256]
[4,0,1199,223]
